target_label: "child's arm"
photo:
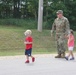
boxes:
[68,35,74,44]
[65,34,69,39]
[24,41,32,44]
[69,36,74,42]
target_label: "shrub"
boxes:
[0,18,37,29]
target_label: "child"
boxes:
[65,29,75,60]
[24,30,35,63]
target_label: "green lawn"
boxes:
[0,26,76,56]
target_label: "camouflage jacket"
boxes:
[51,16,70,35]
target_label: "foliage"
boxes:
[0,18,37,29]
[0,0,76,30]
[43,0,76,30]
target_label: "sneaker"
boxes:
[65,57,68,60]
[32,57,35,62]
[25,60,29,63]
[70,57,74,60]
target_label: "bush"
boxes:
[0,18,37,29]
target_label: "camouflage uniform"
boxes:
[51,13,70,58]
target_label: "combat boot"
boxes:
[61,52,65,58]
[55,54,61,58]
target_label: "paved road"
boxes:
[0,54,76,75]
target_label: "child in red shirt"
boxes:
[24,30,35,63]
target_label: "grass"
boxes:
[0,25,76,56]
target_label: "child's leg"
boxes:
[68,50,71,57]
[67,47,73,57]
[69,47,74,60]
[65,48,71,60]
[26,55,29,60]
[65,47,74,60]
[25,50,29,63]
[70,51,74,60]
[25,55,29,63]
[70,51,74,58]
[28,48,35,62]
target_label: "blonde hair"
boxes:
[24,29,32,36]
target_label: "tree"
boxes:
[64,0,76,29]
[13,0,21,18]
[27,0,38,20]
[0,0,13,18]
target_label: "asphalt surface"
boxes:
[0,54,76,75]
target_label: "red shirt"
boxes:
[25,36,33,50]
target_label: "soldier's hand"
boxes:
[51,30,53,37]
[51,33,53,37]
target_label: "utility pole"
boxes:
[38,0,43,32]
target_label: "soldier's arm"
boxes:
[51,20,56,36]
[65,18,70,35]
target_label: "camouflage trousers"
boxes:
[56,33,66,54]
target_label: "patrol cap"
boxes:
[56,10,63,14]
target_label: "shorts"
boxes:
[68,47,74,51]
[25,48,32,56]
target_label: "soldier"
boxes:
[51,10,70,58]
